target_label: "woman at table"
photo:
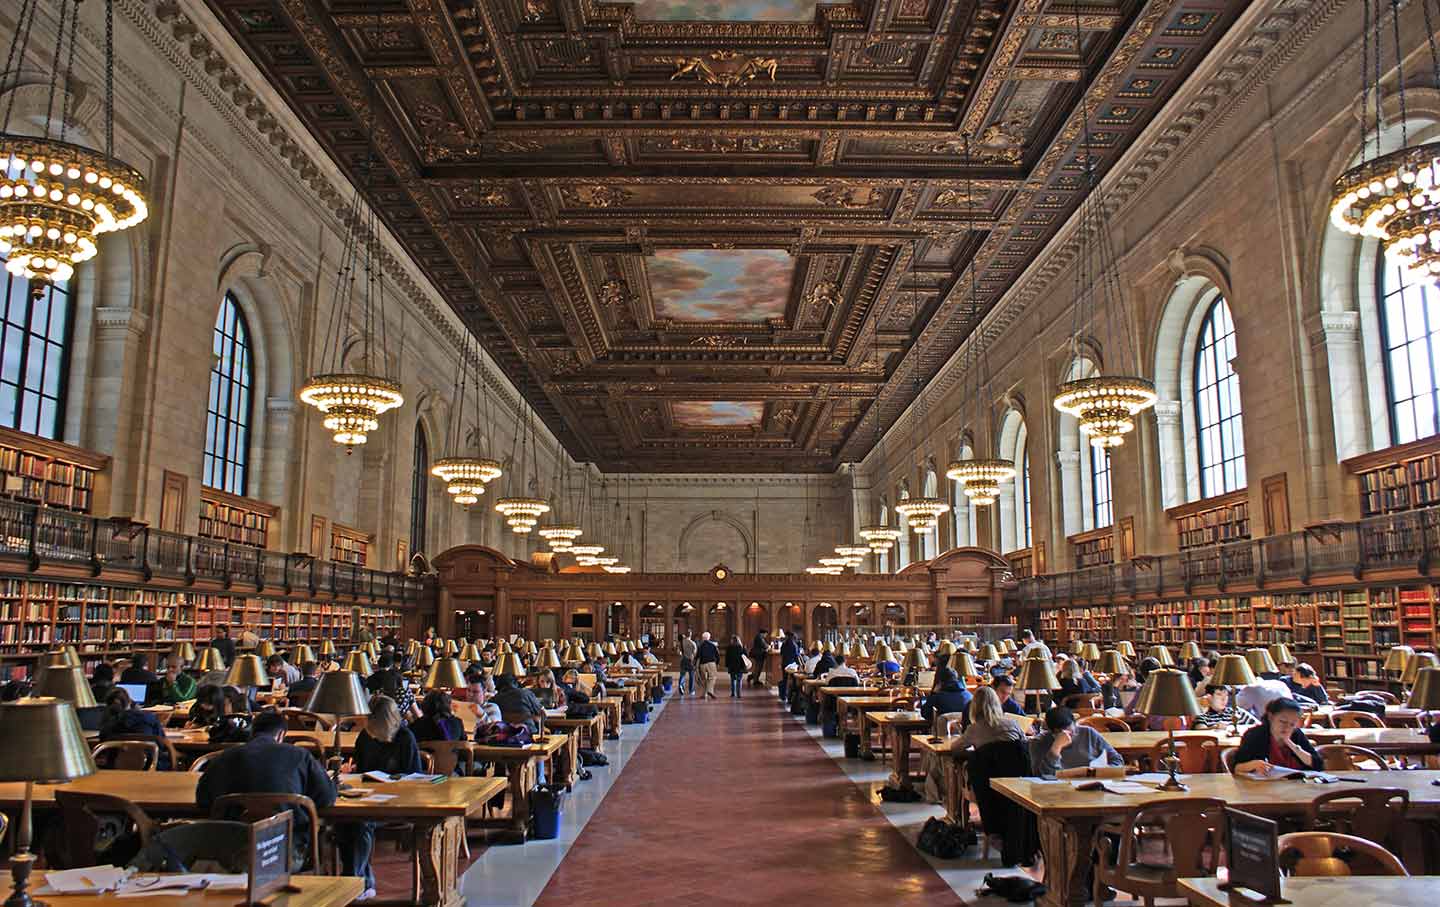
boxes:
[411,690,466,742]
[187,684,228,727]
[89,662,117,702]
[342,694,421,900]
[98,688,171,768]
[1055,659,1101,706]
[1233,697,1322,775]
[725,635,748,698]
[532,670,568,711]
[954,686,1024,749]
[158,657,197,704]
[1101,670,1136,711]
[921,667,972,728]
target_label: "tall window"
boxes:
[0,269,72,439]
[204,293,253,495]
[1378,261,1440,445]
[1022,447,1032,547]
[410,423,429,556]
[1090,446,1112,529]
[1194,296,1246,495]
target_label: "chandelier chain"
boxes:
[58,0,78,144]
[105,0,114,157]
[1390,0,1407,151]
[42,0,68,147]
[2,0,40,136]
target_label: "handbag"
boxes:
[740,654,753,672]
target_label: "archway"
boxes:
[778,602,803,636]
[849,601,874,627]
[708,602,736,640]
[606,601,631,639]
[741,601,769,642]
[456,610,492,642]
[883,602,908,628]
[639,602,666,650]
[678,513,752,572]
[672,601,696,644]
[812,602,837,640]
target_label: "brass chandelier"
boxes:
[834,544,869,568]
[493,402,549,533]
[859,525,901,554]
[892,239,949,535]
[430,332,502,507]
[0,1,148,285]
[537,457,581,551]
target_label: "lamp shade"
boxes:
[460,643,482,663]
[901,647,927,675]
[854,641,870,659]
[1081,643,1102,662]
[31,664,96,707]
[320,639,337,657]
[1096,651,1130,676]
[1000,639,1017,654]
[416,647,436,668]
[1402,651,1440,686]
[406,640,421,656]
[1178,641,1202,661]
[171,642,196,665]
[1024,648,1049,661]
[1244,648,1278,675]
[1211,653,1257,687]
[961,638,977,653]
[196,647,226,672]
[1384,645,1415,673]
[226,654,268,688]
[255,640,276,659]
[1115,641,1137,657]
[1408,666,1440,710]
[1070,639,1085,655]
[342,651,373,676]
[49,648,80,668]
[1133,669,1203,718]
[539,647,563,670]
[495,651,526,678]
[1016,658,1060,692]
[951,652,978,679]
[1147,645,1175,667]
[527,641,539,656]
[1267,643,1295,666]
[872,643,895,664]
[976,644,999,662]
[424,658,467,691]
[0,698,96,783]
[443,640,459,656]
[307,671,371,717]
[937,640,957,657]
[604,642,618,657]
[587,642,604,661]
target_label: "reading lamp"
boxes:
[1016,658,1060,718]
[319,639,337,657]
[1401,651,1440,689]
[1081,643,1102,663]
[951,652,978,680]
[291,645,316,667]
[416,647,436,669]
[1134,669,1202,791]
[1408,667,1440,735]
[1210,654,1257,736]
[1096,651,1130,677]
[30,664,96,708]
[1115,641,1137,658]
[1267,643,1295,667]
[226,655,268,703]
[1070,639,1085,656]
[976,644,1000,662]
[1147,645,1175,667]
[496,652,527,678]
[1178,641,1202,661]
[0,698,96,907]
[460,643,482,664]
[539,646,563,671]
[1383,645,1414,680]
[48,648,79,668]
[171,642,196,667]
[306,671,371,779]
[342,650,373,676]
[195,647,226,672]
[1245,648,1279,676]
[443,640,459,657]
[255,640,276,659]
[424,657,467,691]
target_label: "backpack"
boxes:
[916,817,975,859]
[579,747,608,766]
[979,873,1047,903]
[206,714,253,745]
[476,721,533,747]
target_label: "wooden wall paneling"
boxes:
[1262,474,1291,535]
[159,470,187,533]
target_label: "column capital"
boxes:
[266,397,298,415]
[1055,450,1081,466]
[94,306,149,339]
[1153,399,1182,426]
[1306,310,1361,348]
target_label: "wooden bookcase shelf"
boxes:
[1005,549,1034,580]
[1069,527,1114,570]
[0,428,108,515]
[1038,604,1121,647]
[331,524,370,567]
[1167,490,1250,551]
[1344,436,1440,517]
[198,489,277,549]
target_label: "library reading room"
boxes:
[1,0,1440,906]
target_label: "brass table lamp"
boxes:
[226,655,268,703]
[1408,667,1440,734]
[342,650,373,676]
[1115,641,1136,658]
[1016,658,1060,717]
[416,647,436,669]
[496,651,527,678]
[1179,641,1202,661]
[539,646,563,671]
[460,642,482,664]
[195,647,226,672]
[255,640,276,659]
[1401,651,1439,687]
[307,671,371,779]
[0,698,96,907]
[951,652,978,680]
[171,641,196,667]
[320,638,337,657]
[1147,645,1175,667]
[1245,648,1278,676]
[48,648,79,668]
[1134,669,1202,791]
[30,665,96,708]
[424,657,467,691]
[1096,651,1130,677]
[976,644,999,662]
[1081,643,1102,663]
[292,644,316,666]
[1267,643,1294,667]
[1210,653,1257,736]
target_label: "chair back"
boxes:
[1305,788,1408,848]
[188,750,228,773]
[208,793,320,872]
[92,740,160,772]
[419,740,475,776]
[1219,746,1238,773]
[1305,730,1346,745]
[131,820,252,873]
[1099,797,1226,882]
[1277,831,1408,876]
[1316,744,1389,771]
[1334,711,1385,729]
[53,791,154,870]
[106,733,180,770]
[1078,715,1129,733]
[1061,693,1101,710]
[1149,736,1220,773]
[1159,716,1189,731]
[280,709,334,731]
[932,710,966,737]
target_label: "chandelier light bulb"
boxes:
[1052,375,1157,448]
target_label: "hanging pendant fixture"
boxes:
[431,332,502,507]
[859,525,902,554]
[493,403,549,533]
[1329,0,1440,285]
[834,544,869,568]
[1050,8,1155,447]
[602,479,632,573]
[538,454,581,551]
[891,238,948,534]
[0,1,149,285]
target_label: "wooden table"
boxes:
[547,712,606,752]
[596,697,624,737]
[836,695,911,758]
[470,734,570,841]
[1101,727,1440,761]
[18,874,364,907]
[0,771,504,907]
[1178,876,1440,907]
[992,771,1440,907]
[867,711,931,790]
[1312,704,1423,728]
[913,733,965,825]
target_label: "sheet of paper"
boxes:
[1099,781,1155,793]
[1240,766,1304,782]
[45,866,130,893]
[398,772,443,782]
[360,794,398,802]
[363,770,395,783]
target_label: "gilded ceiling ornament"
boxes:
[645,136,802,154]
[669,51,779,88]
[689,334,743,348]
[804,281,841,310]
[812,185,881,209]
[599,279,630,307]
[449,182,509,208]
[490,138,543,154]
[1037,30,1079,51]
[523,0,552,23]
[560,184,633,208]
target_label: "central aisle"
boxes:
[532,691,966,907]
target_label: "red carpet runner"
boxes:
[533,691,966,907]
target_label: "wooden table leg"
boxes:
[508,760,533,841]
[563,734,579,788]
[890,729,913,790]
[1036,814,1098,907]
[860,713,875,759]
[944,757,963,826]
[413,815,465,907]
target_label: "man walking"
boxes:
[696,632,720,700]
[678,631,698,697]
[778,629,800,704]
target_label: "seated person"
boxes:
[287,662,320,704]
[921,667,972,724]
[617,649,643,670]
[158,657,197,704]
[1236,675,1295,719]
[196,710,336,871]
[992,674,1027,717]
[90,662,117,702]
[1100,670,1136,711]
[802,645,823,674]
[641,645,662,666]
[1188,657,1213,692]
[1191,684,1258,730]
[98,688,170,768]
[1283,663,1329,705]
[266,654,301,688]
[339,695,418,901]
[820,654,860,684]
[188,684,228,727]
[119,653,159,686]
[1055,660,1102,704]
[489,673,545,734]
[955,687,1025,748]
[1234,698,1321,775]
[410,690,466,742]
[533,671,567,710]
[809,649,836,679]
[1028,706,1123,779]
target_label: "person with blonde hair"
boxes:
[954,685,1025,751]
[342,694,421,900]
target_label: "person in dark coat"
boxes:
[993,675,1027,717]
[196,710,337,870]
[809,650,836,679]
[119,653,158,687]
[920,667,973,726]
[341,695,419,898]
[778,631,801,703]
[747,631,768,687]
[97,688,168,766]
[89,662,116,702]
[1233,697,1322,775]
[724,635,748,698]
[490,673,545,733]
[210,627,237,666]
[410,690,465,742]
[696,632,721,699]
[287,662,320,706]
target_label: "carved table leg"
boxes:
[413,816,464,907]
[1036,814,1099,907]
[890,729,913,789]
[860,713,875,759]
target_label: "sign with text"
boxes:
[243,812,293,906]
[1222,807,1287,903]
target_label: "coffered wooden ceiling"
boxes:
[203,0,1245,472]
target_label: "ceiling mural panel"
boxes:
[202,0,1249,472]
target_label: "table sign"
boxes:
[242,812,299,906]
[1219,807,1288,904]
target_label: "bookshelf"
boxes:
[1069,527,1114,570]
[198,489,277,549]
[1005,548,1034,580]
[331,524,370,567]
[1038,604,1120,647]
[0,576,403,678]
[1344,436,1440,517]
[0,427,108,514]
[1167,490,1250,551]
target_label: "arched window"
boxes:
[997,410,1030,552]
[1090,446,1112,529]
[1022,447,1032,547]
[951,443,979,549]
[1377,260,1440,445]
[895,482,911,569]
[1194,296,1246,496]
[204,293,253,495]
[0,268,72,439]
[410,422,429,557]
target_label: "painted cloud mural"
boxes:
[647,249,794,322]
[672,401,765,427]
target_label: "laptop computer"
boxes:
[118,683,149,705]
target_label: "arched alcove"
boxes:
[678,511,752,572]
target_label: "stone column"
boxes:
[262,398,297,546]
[1055,450,1081,547]
[1309,312,1365,460]
[1153,400,1184,510]
[997,485,1016,552]
[89,306,151,520]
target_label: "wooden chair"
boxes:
[1078,715,1130,732]
[1334,711,1385,729]
[106,734,181,770]
[188,750,225,773]
[1278,832,1408,876]
[1305,787,1409,850]
[53,791,154,870]
[1147,736,1220,774]
[208,793,321,873]
[1316,744,1390,771]
[92,740,160,772]
[1093,797,1226,907]
[280,709,334,731]
[1305,730,1346,745]
[419,741,475,777]
[289,737,329,763]
[1219,746,1238,773]
[1159,716,1189,731]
